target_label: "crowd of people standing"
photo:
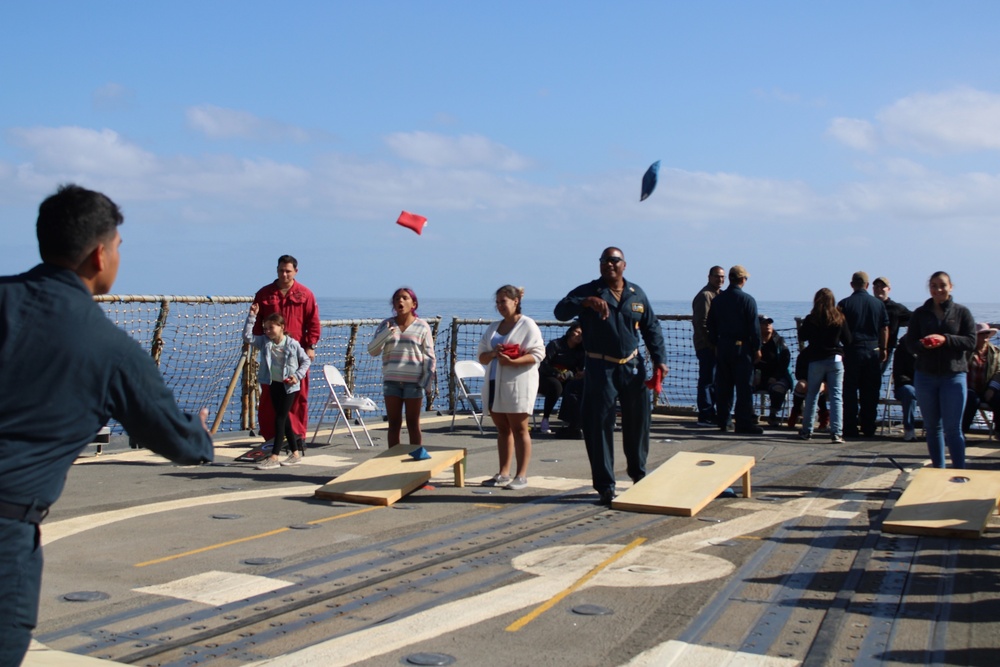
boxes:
[244,252,994,486]
[6,183,996,667]
[693,266,994,470]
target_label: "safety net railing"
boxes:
[97,295,825,436]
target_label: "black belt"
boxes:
[0,499,49,524]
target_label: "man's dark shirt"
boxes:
[554,278,667,365]
[707,285,760,354]
[0,264,213,507]
[838,288,888,348]
[883,298,912,351]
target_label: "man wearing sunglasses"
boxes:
[554,247,669,507]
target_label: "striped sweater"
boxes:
[367,316,436,387]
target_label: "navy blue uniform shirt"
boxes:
[554,278,667,365]
[0,264,213,508]
[706,285,760,353]
[838,289,888,347]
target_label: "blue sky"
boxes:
[3,1,1000,304]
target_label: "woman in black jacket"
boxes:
[798,288,852,442]
[905,271,976,468]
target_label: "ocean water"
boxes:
[316,297,1000,331]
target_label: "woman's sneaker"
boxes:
[256,458,281,470]
[830,434,844,443]
[482,473,512,487]
[504,476,528,490]
[281,454,303,466]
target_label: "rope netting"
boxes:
[96,296,252,436]
[446,317,802,410]
[96,294,864,436]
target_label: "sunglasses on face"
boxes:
[600,256,624,265]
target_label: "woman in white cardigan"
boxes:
[477,285,545,491]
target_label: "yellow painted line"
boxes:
[134,506,382,567]
[505,537,647,632]
[473,503,504,509]
[307,506,382,524]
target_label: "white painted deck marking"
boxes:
[24,641,130,666]
[38,462,905,665]
[621,639,801,666]
[42,485,319,546]
[465,475,623,492]
[246,494,847,666]
[279,453,354,468]
[513,543,734,587]
[134,570,294,607]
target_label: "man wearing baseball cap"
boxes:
[872,276,911,374]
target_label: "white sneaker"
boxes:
[482,473,512,487]
[281,454,303,466]
[903,427,916,442]
[504,476,528,490]
[538,418,552,434]
[256,457,280,470]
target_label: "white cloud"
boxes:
[384,131,533,171]
[9,126,158,178]
[878,87,1000,153]
[163,155,311,202]
[829,87,1000,155]
[5,125,311,205]
[186,105,311,142]
[5,120,1000,301]
[827,117,877,152]
[5,122,1000,246]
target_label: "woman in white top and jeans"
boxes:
[477,285,545,491]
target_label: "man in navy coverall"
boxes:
[0,185,214,666]
[555,247,669,507]
[838,271,889,437]
[707,265,763,434]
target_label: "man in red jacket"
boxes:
[252,255,321,448]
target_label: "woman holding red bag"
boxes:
[477,285,545,490]
[906,271,976,468]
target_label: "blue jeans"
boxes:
[695,347,717,421]
[914,371,966,468]
[802,357,843,437]
[894,383,917,431]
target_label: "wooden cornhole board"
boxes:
[883,468,1000,539]
[612,451,755,517]
[314,445,466,506]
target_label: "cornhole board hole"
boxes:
[612,451,755,517]
[883,468,1000,539]
[314,445,466,506]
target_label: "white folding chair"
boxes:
[451,360,485,434]
[311,365,378,449]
